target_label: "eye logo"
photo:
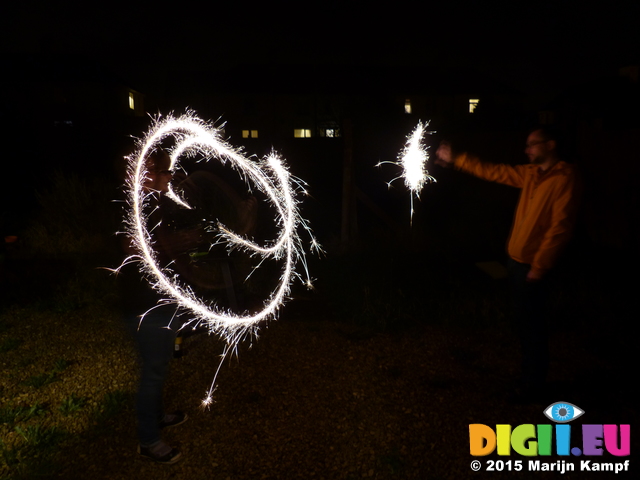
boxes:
[543,401,584,423]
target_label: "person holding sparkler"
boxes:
[120,149,194,464]
[435,126,581,403]
[119,112,317,410]
[120,144,260,463]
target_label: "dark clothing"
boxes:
[119,193,181,316]
[127,313,176,445]
[507,259,550,387]
[121,274,177,446]
[120,192,181,447]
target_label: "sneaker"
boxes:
[159,410,188,429]
[138,441,182,464]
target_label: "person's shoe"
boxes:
[138,441,182,464]
[159,411,188,429]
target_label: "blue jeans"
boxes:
[507,259,550,388]
[127,313,176,445]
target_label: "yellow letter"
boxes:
[497,425,512,455]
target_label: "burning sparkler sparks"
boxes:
[378,121,436,222]
[120,111,318,404]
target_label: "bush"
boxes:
[23,172,118,259]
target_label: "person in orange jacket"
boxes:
[436,126,581,402]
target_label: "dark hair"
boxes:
[529,125,561,142]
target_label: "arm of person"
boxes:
[436,142,526,188]
[455,153,526,188]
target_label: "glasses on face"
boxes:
[525,140,548,148]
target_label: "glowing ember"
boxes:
[378,121,436,222]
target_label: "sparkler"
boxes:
[120,111,318,405]
[378,121,436,222]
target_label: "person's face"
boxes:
[524,131,552,164]
[143,158,172,193]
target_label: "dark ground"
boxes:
[1,246,637,479]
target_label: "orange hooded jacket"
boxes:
[454,153,580,277]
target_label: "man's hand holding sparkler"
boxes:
[435,141,454,167]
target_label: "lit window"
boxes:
[242,130,258,138]
[129,92,135,110]
[469,98,479,113]
[404,99,412,114]
[325,128,340,137]
[294,129,311,138]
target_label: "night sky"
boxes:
[1,0,639,241]
[3,1,639,95]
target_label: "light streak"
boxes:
[378,121,436,222]
[121,111,318,405]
